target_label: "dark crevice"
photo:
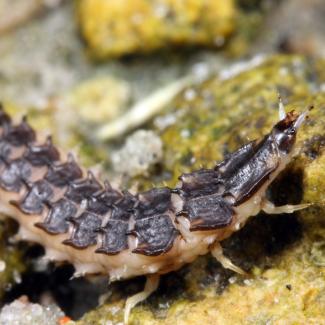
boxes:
[2,257,107,320]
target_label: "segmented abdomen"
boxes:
[0,106,238,279]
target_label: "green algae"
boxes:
[77,55,325,324]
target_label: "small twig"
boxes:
[96,75,194,141]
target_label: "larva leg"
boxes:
[124,274,160,324]
[261,200,311,215]
[211,242,247,275]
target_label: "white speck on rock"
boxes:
[184,88,197,101]
[13,270,21,284]
[109,306,120,316]
[154,109,185,131]
[192,62,210,82]
[219,55,266,80]
[180,129,191,138]
[112,130,163,177]
[320,83,325,92]
[244,279,253,286]
[279,67,289,76]
[154,113,177,130]
[0,261,6,272]
[228,276,237,284]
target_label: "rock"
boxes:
[77,55,325,324]
[62,77,131,124]
[111,130,163,177]
[0,0,62,36]
[0,2,86,108]
[55,76,131,151]
[77,0,236,59]
[251,0,325,57]
[0,296,66,325]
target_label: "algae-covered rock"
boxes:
[62,76,131,124]
[78,55,325,324]
[77,0,236,59]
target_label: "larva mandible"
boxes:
[0,102,311,323]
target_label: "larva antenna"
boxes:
[278,94,286,120]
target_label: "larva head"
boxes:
[271,109,310,154]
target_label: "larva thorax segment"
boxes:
[175,109,308,236]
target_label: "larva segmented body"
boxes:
[0,103,310,323]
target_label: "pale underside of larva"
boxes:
[0,103,309,323]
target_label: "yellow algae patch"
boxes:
[77,0,235,59]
